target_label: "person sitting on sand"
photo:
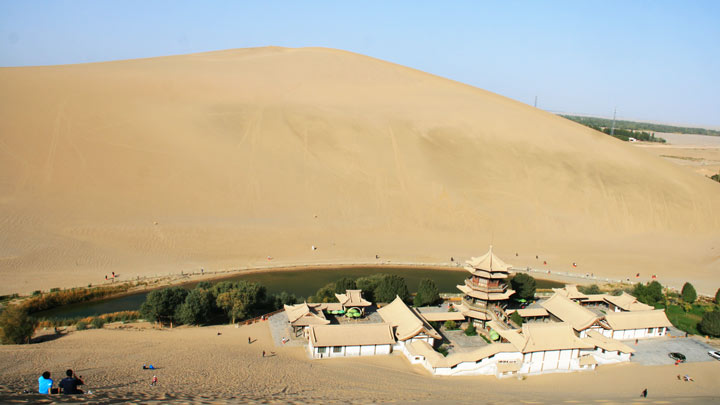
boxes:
[38,371,54,395]
[59,369,84,395]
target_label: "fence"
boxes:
[238,308,285,326]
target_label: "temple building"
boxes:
[456,246,515,327]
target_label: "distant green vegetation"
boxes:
[561,115,720,137]
[710,172,720,183]
[562,115,667,143]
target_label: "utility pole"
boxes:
[610,107,617,136]
[534,96,538,108]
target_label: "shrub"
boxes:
[32,290,41,296]
[91,317,106,329]
[579,284,601,295]
[22,284,130,313]
[0,305,37,344]
[715,288,720,304]
[464,322,477,336]
[444,320,458,330]
[414,278,440,307]
[49,288,60,293]
[699,310,720,337]
[437,344,449,357]
[76,321,88,331]
[681,283,697,304]
[510,274,536,301]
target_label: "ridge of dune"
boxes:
[0,47,718,295]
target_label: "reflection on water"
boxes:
[35,267,564,319]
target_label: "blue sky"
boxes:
[1,1,718,127]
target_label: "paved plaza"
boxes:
[630,334,717,366]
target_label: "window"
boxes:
[333,346,343,353]
[647,328,654,334]
[318,347,326,353]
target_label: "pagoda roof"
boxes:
[457,284,515,301]
[465,246,512,275]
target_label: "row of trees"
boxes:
[309,274,442,307]
[139,281,298,326]
[560,115,719,137]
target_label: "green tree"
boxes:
[355,274,386,302]
[681,282,697,304]
[195,281,212,290]
[0,305,37,344]
[510,273,537,301]
[444,320,458,330]
[334,277,357,293]
[699,310,720,337]
[633,281,664,306]
[510,311,523,326]
[270,291,298,309]
[375,275,410,303]
[139,287,189,326]
[715,288,720,304]
[579,284,601,295]
[177,288,214,325]
[309,283,337,303]
[414,278,440,307]
[464,322,477,336]
[214,281,266,323]
[216,290,245,323]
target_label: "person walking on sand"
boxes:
[248,337,251,344]
[262,350,266,357]
[641,388,647,398]
[151,375,158,386]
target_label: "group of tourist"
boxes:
[37,369,84,395]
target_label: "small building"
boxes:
[406,340,522,377]
[378,296,441,350]
[335,289,372,314]
[540,293,610,337]
[284,302,330,337]
[584,330,635,364]
[492,322,597,374]
[510,307,550,323]
[604,309,672,340]
[552,285,588,302]
[604,292,654,312]
[308,323,395,359]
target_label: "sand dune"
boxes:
[1,47,719,294]
[0,323,718,403]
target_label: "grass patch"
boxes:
[666,304,703,335]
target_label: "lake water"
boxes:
[35,267,564,319]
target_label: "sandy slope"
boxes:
[0,323,718,403]
[1,47,719,295]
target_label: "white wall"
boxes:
[611,327,666,340]
[309,343,392,359]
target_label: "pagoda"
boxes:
[455,246,515,327]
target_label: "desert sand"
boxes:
[0,322,718,404]
[1,47,719,296]
[633,133,720,179]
